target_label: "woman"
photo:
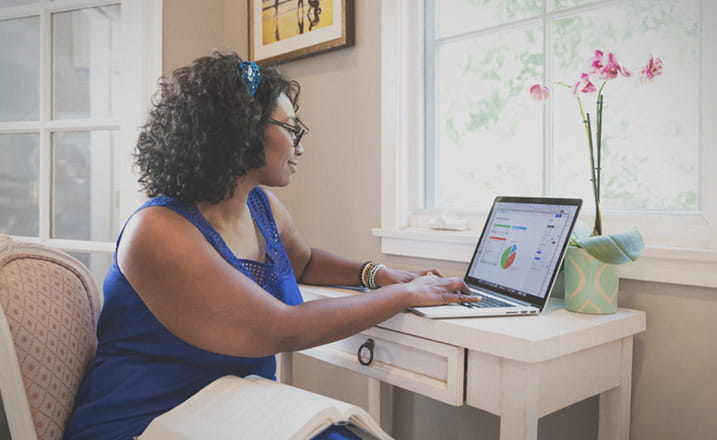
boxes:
[64,50,478,440]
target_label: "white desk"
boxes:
[281,285,646,440]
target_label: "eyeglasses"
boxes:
[267,118,309,148]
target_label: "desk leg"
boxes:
[277,352,293,385]
[500,359,539,440]
[598,337,633,440]
[368,377,394,435]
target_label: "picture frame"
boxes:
[249,0,355,66]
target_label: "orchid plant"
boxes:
[530,50,663,264]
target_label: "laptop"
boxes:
[410,196,582,319]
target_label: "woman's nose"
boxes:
[294,141,304,156]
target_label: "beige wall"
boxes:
[163,0,231,73]
[162,1,717,439]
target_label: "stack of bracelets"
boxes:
[359,261,385,290]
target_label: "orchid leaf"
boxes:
[572,226,645,264]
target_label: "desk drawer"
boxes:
[300,326,464,405]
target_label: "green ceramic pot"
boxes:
[563,246,619,314]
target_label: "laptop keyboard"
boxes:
[461,295,514,308]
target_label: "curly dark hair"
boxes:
[134,50,300,204]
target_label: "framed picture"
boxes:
[249,0,355,65]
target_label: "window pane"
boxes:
[432,24,544,209]
[0,134,39,236]
[0,0,38,7]
[435,0,542,39]
[0,16,39,121]
[52,131,120,241]
[551,0,699,211]
[53,5,121,119]
[67,251,111,293]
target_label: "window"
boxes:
[377,0,717,288]
[0,0,162,281]
[427,0,700,212]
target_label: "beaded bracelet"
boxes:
[359,261,372,287]
[360,262,374,288]
[360,261,385,289]
[367,263,385,290]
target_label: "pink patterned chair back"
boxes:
[0,235,100,440]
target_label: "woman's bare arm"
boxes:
[118,206,475,359]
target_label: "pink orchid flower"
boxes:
[597,52,631,80]
[587,49,605,74]
[640,54,663,83]
[572,73,596,95]
[529,84,550,101]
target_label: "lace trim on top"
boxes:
[143,188,293,291]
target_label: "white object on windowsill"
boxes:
[428,216,468,231]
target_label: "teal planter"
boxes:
[564,246,619,314]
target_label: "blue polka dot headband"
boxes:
[239,61,261,97]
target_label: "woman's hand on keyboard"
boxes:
[403,275,482,307]
[373,267,444,287]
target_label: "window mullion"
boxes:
[0,122,41,133]
[46,118,121,131]
[45,0,120,14]
[38,0,51,242]
[543,8,552,196]
[701,0,717,248]
[424,0,436,209]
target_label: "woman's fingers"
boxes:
[433,277,474,296]
[405,275,480,307]
[444,277,470,294]
[440,279,480,305]
[420,275,466,291]
[441,293,481,305]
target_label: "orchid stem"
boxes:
[578,97,602,236]
[594,82,606,236]
[596,95,603,204]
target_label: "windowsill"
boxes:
[14,237,115,253]
[373,228,717,289]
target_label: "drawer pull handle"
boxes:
[357,338,375,366]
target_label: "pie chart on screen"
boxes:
[500,244,517,269]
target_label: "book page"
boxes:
[346,414,393,440]
[139,375,391,440]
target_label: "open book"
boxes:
[136,375,393,440]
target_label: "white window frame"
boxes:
[0,0,162,254]
[376,0,717,289]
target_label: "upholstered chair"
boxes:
[0,235,100,440]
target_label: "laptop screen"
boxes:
[465,196,582,306]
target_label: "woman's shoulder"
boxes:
[132,202,189,227]
[129,196,207,235]
[122,203,203,253]
[117,202,215,283]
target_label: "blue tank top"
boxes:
[64,187,304,440]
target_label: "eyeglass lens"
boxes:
[268,118,307,147]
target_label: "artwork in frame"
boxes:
[249,0,355,65]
